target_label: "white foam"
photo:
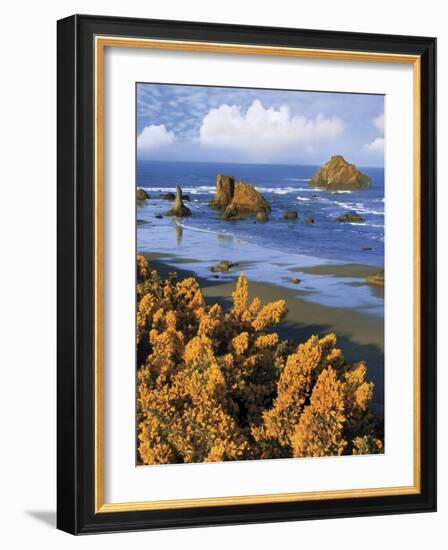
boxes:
[256,186,298,194]
[358,209,384,216]
[332,200,353,210]
[142,185,215,194]
[175,222,248,244]
[142,184,315,196]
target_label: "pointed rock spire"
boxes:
[165,185,192,217]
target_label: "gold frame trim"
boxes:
[94,36,422,513]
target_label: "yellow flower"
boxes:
[231,332,250,355]
[136,257,382,465]
[291,368,347,458]
[231,273,249,315]
[254,333,279,349]
[251,300,287,331]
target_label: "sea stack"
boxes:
[209,174,270,220]
[165,185,192,217]
[310,155,371,190]
[210,175,235,210]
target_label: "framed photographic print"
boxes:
[57,14,436,534]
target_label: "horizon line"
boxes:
[136,158,385,169]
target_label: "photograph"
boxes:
[52,11,435,536]
[0,0,440,542]
[135,83,386,465]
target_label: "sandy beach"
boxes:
[144,252,384,414]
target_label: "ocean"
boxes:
[136,160,384,315]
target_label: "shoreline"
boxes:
[144,252,384,413]
[292,263,383,279]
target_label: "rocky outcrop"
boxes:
[310,155,371,190]
[336,212,365,223]
[210,175,270,220]
[136,188,149,201]
[305,216,315,224]
[165,185,192,217]
[210,175,235,210]
[230,181,271,216]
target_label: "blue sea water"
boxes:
[136,160,384,315]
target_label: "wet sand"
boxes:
[144,253,384,413]
[291,263,382,278]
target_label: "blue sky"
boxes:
[136,83,384,167]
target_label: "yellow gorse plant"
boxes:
[136,255,383,465]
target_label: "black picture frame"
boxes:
[57,14,436,535]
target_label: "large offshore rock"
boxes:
[310,155,371,190]
[210,175,270,220]
[228,180,270,216]
[209,175,235,210]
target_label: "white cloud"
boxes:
[198,100,344,161]
[363,137,384,152]
[363,113,384,154]
[374,113,384,134]
[137,124,175,151]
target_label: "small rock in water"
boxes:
[155,214,163,219]
[291,277,301,284]
[210,260,236,273]
[336,212,365,223]
[137,219,151,225]
[361,246,373,251]
[305,216,314,224]
[283,211,298,220]
[182,195,191,202]
[220,205,246,221]
[136,188,149,201]
[256,211,269,222]
[366,270,384,286]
